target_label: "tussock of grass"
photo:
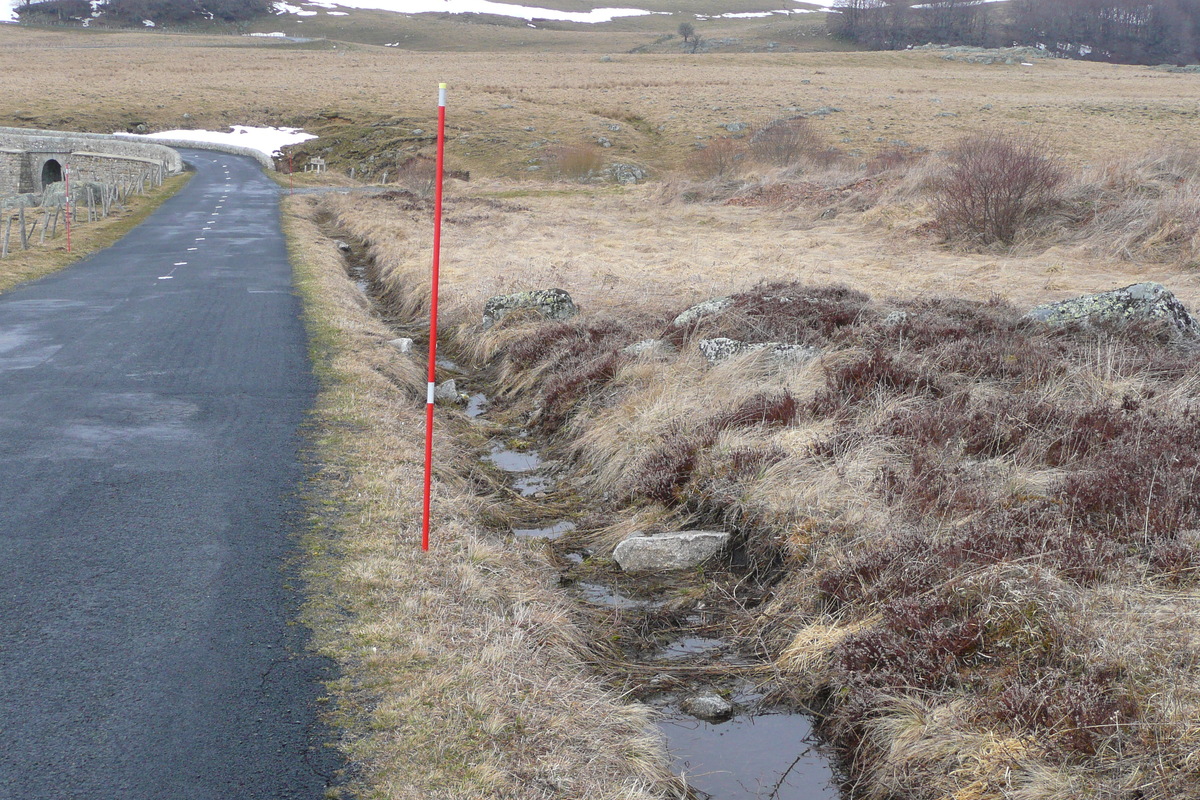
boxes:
[284,196,675,799]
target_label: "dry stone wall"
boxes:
[0,127,183,197]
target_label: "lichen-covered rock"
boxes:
[697,337,819,365]
[613,531,730,573]
[673,297,733,327]
[621,339,677,360]
[681,693,734,723]
[434,379,464,404]
[1025,282,1198,339]
[387,337,414,353]
[607,163,647,185]
[2,192,41,209]
[482,288,578,330]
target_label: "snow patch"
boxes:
[274,0,659,24]
[274,1,318,15]
[129,126,317,158]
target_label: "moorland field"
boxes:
[4,11,1200,800]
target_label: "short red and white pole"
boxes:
[421,82,448,552]
[64,163,72,253]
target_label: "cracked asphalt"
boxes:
[0,151,338,799]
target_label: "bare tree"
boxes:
[678,20,694,43]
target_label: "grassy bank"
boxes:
[313,126,1200,796]
[283,195,676,799]
[0,171,190,294]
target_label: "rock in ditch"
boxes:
[1025,282,1198,339]
[673,297,732,327]
[387,337,414,353]
[697,337,819,365]
[434,379,464,404]
[482,289,578,330]
[335,240,352,253]
[681,693,734,723]
[613,531,730,573]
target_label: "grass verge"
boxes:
[0,171,191,294]
[282,195,676,800]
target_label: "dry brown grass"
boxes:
[285,196,677,800]
[313,137,1200,799]
[3,25,1200,180]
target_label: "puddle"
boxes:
[513,520,575,540]
[655,637,726,662]
[483,442,542,472]
[661,712,841,800]
[465,393,489,418]
[512,474,553,496]
[575,581,666,610]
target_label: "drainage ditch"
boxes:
[334,230,845,800]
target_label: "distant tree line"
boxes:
[829,0,1200,65]
[16,0,274,26]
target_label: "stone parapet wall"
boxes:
[0,127,187,197]
[113,134,276,171]
[0,127,183,173]
[69,152,169,188]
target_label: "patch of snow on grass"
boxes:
[133,126,317,158]
[277,0,659,24]
[274,1,317,15]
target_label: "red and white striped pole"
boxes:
[64,163,72,253]
[421,82,448,552]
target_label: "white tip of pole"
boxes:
[438,83,447,107]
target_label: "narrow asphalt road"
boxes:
[0,151,337,798]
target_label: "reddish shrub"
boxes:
[748,117,842,168]
[811,349,942,416]
[719,282,874,346]
[834,597,982,691]
[932,131,1067,244]
[994,669,1139,757]
[627,424,719,504]
[686,138,745,180]
[711,390,798,430]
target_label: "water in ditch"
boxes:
[334,238,846,800]
[662,711,840,800]
[473,391,844,800]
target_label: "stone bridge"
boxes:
[0,127,183,197]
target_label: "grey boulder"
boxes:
[434,379,464,404]
[613,531,730,573]
[482,288,578,330]
[681,693,734,723]
[697,337,819,365]
[673,297,732,327]
[387,337,414,353]
[1025,282,1198,339]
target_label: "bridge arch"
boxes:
[40,158,62,186]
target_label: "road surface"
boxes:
[0,151,337,798]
